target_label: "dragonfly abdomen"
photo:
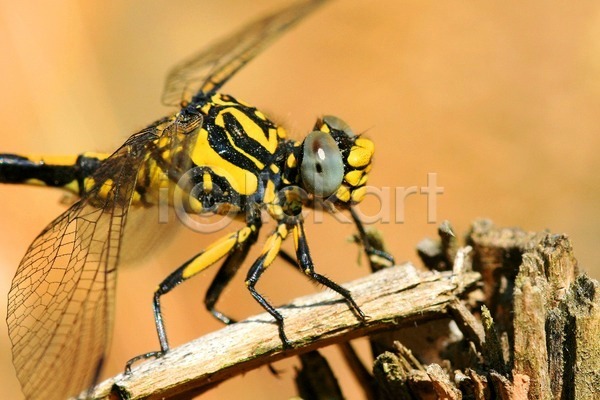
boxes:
[0,153,106,196]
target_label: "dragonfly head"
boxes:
[300,115,373,205]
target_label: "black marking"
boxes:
[222,111,274,161]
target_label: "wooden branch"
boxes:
[74,219,599,399]
[78,265,480,400]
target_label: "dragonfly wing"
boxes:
[6,128,158,400]
[120,111,205,264]
[161,0,329,106]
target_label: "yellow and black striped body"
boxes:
[159,92,376,219]
[165,93,289,215]
[133,91,375,220]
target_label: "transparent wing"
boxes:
[6,128,159,400]
[161,0,329,106]
[120,110,204,263]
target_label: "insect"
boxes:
[2,0,394,399]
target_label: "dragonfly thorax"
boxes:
[164,93,375,218]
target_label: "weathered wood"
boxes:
[567,275,600,399]
[426,363,462,399]
[467,220,597,400]
[78,265,480,400]
[416,219,457,271]
[374,220,598,399]
[72,220,599,399]
[455,369,491,400]
[512,252,552,399]
[372,352,414,400]
[448,299,485,351]
[481,305,508,376]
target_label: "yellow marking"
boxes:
[293,224,299,250]
[355,138,375,154]
[238,226,252,242]
[286,153,296,169]
[277,126,287,139]
[351,186,368,203]
[203,171,213,192]
[255,109,267,120]
[182,227,251,279]
[268,128,277,143]
[191,128,258,195]
[139,159,168,203]
[278,224,288,237]
[348,146,372,168]
[84,177,96,193]
[131,190,141,204]
[98,179,114,200]
[365,164,373,173]
[335,185,351,202]
[158,136,170,149]
[320,123,331,133]
[267,204,284,220]
[201,103,211,114]
[270,164,280,174]
[264,179,276,204]
[262,225,288,268]
[62,180,80,194]
[358,173,368,186]
[173,184,203,213]
[344,170,364,187]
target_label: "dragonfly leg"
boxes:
[350,206,395,270]
[204,224,260,325]
[245,224,292,347]
[124,221,260,373]
[291,220,367,322]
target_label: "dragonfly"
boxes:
[1,0,393,398]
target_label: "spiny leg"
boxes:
[245,224,292,347]
[125,223,259,372]
[350,206,395,270]
[279,209,394,279]
[204,229,258,325]
[292,220,367,322]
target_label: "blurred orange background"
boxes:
[1,1,599,398]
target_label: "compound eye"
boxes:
[322,115,354,137]
[301,131,344,197]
